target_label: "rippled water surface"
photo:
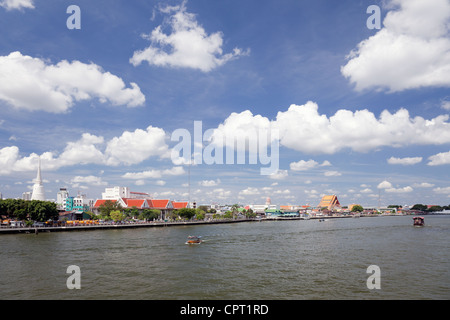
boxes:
[1,215,449,299]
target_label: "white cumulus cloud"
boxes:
[377,180,393,189]
[275,102,450,154]
[130,1,248,72]
[433,186,450,194]
[269,169,288,180]
[290,160,319,171]
[387,156,422,165]
[290,159,331,171]
[341,0,450,92]
[0,51,145,113]
[324,170,342,177]
[0,125,172,175]
[122,166,185,180]
[0,146,19,175]
[386,186,414,193]
[199,179,221,187]
[239,187,260,195]
[208,101,450,156]
[377,180,413,193]
[105,126,170,166]
[70,175,108,187]
[428,150,450,166]
[0,0,34,10]
[413,182,435,188]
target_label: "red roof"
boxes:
[122,198,147,209]
[173,201,188,209]
[93,199,117,207]
[94,198,173,210]
[149,199,171,209]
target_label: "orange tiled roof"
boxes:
[122,198,147,208]
[172,201,188,209]
[149,199,171,209]
[93,199,117,207]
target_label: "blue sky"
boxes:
[0,0,449,207]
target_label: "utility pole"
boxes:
[188,155,191,208]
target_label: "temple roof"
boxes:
[318,195,341,209]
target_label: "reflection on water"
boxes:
[1,215,449,299]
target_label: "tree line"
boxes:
[387,204,450,212]
[409,204,450,212]
[0,199,59,222]
[95,201,250,222]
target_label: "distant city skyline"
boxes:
[1,0,449,207]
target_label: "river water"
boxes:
[1,215,449,300]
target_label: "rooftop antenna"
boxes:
[188,154,191,208]
[378,189,381,211]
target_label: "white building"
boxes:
[249,204,278,214]
[73,194,94,210]
[248,197,277,214]
[56,188,69,211]
[130,191,151,199]
[102,186,130,200]
[22,191,32,200]
[31,157,46,201]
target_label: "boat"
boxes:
[413,216,425,227]
[186,235,202,244]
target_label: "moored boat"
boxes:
[413,216,425,227]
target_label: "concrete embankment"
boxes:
[0,214,395,235]
[0,218,253,235]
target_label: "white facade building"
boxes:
[73,194,94,210]
[248,197,277,214]
[102,186,130,200]
[22,192,32,200]
[56,188,69,210]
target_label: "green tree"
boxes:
[0,199,58,221]
[195,208,205,220]
[139,209,160,221]
[99,200,123,219]
[123,206,140,219]
[411,204,427,211]
[244,208,256,218]
[351,205,364,213]
[28,200,58,222]
[177,208,196,220]
[427,205,443,212]
[110,210,125,222]
[85,211,97,220]
[223,211,233,219]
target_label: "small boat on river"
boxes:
[413,216,425,227]
[186,235,202,244]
